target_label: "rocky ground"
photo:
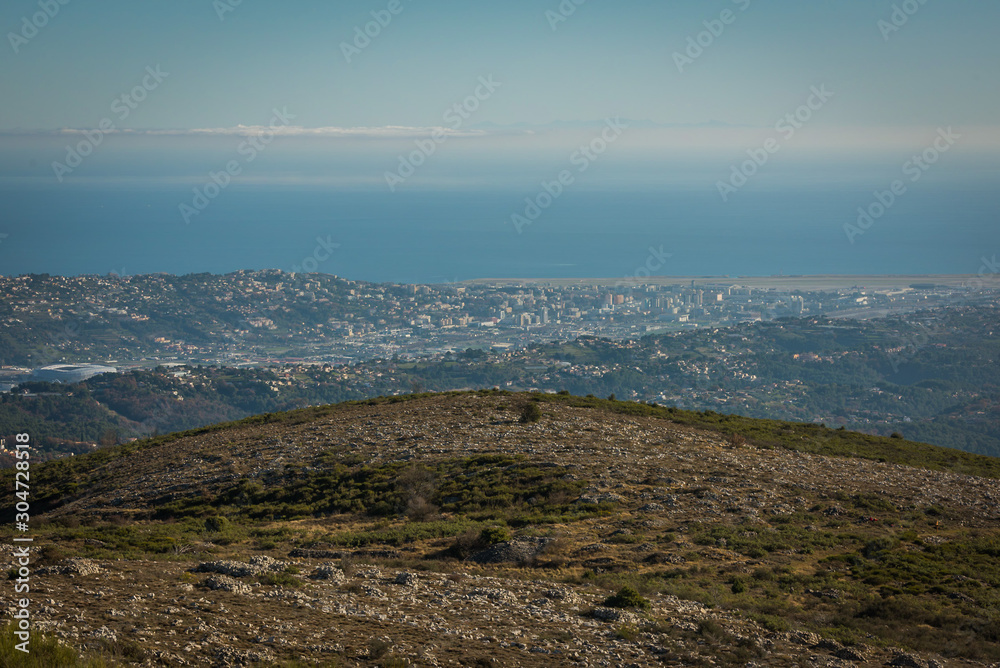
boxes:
[14,393,1000,666]
[26,553,969,668]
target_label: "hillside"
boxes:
[8,392,1000,667]
[4,305,999,463]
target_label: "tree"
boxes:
[520,402,542,424]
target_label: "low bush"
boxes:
[520,402,542,424]
[604,586,651,611]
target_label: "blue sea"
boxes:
[1,158,998,283]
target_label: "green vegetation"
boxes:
[6,305,1000,462]
[567,516,1000,662]
[519,400,542,423]
[530,392,1000,480]
[603,586,651,611]
[0,620,119,667]
[5,390,1000,664]
[148,452,587,525]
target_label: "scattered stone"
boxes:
[469,538,552,565]
[576,492,624,505]
[37,558,103,577]
[310,563,346,583]
[195,556,288,578]
[203,575,253,595]
[835,646,868,662]
[889,652,929,667]
[288,548,344,559]
[789,630,822,647]
[394,572,418,587]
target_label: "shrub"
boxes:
[204,515,230,533]
[381,658,408,668]
[405,495,438,522]
[0,621,106,667]
[520,402,542,424]
[340,554,356,578]
[698,619,727,639]
[368,638,392,660]
[36,544,67,566]
[604,586,651,611]
[862,537,899,559]
[750,613,790,633]
[258,572,301,588]
[447,529,483,559]
[479,526,512,545]
[731,578,747,594]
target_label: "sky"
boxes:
[2,0,998,132]
[0,0,998,279]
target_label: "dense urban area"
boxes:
[1,272,998,463]
[0,270,988,370]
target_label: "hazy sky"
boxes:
[2,0,998,131]
[1,1,998,279]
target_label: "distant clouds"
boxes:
[3,122,999,156]
[2,125,491,139]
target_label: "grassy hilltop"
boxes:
[5,391,1000,667]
